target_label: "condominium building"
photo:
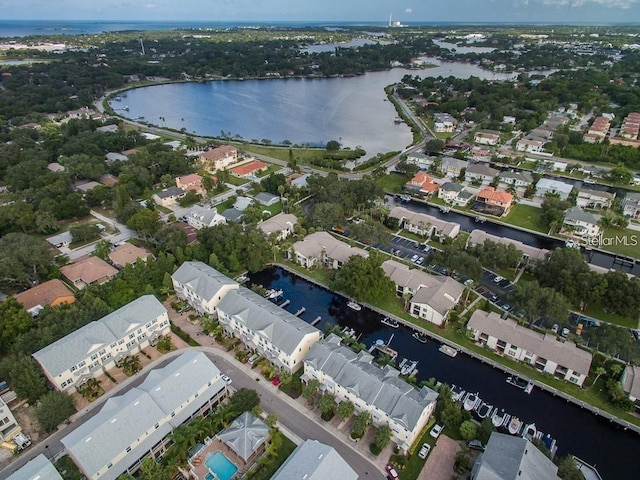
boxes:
[388,206,460,240]
[291,232,368,269]
[171,261,239,316]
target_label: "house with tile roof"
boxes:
[33,295,170,391]
[404,171,439,196]
[303,335,438,450]
[6,454,63,480]
[230,160,268,178]
[171,261,239,316]
[291,231,368,269]
[467,310,592,387]
[14,279,75,316]
[271,440,358,480]
[199,145,238,173]
[176,173,207,196]
[60,257,118,290]
[60,351,229,480]
[473,187,514,216]
[108,243,152,269]
[389,206,461,240]
[258,213,298,241]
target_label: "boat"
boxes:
[347,300,362,311]
[399,194,411,202]
[381,317,399,328]
[264,288,283,300]
[401,359,418,376]
[439,344,459,358]
[524,381,534,394]
[451,385,466,402]
[584,178,596,184]
[234,274,249,283]
[542,433,557,456]
[491,409,508,428]
[522,423,537,441]
[506,376,532,392]
[508,416,523,435]
[412,331,428,344]
[476,402,494,419]
[572,457,603,480]
[464,392,480,411]
[340,326,356,338]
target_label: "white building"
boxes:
[271,440,358,480]
[576,189,614,210]
[6,454,64,480]
[622,192,640,219]
[303,335,438,450]
[474,131,500,146]
[516,138,545,153]
[467,310,592,387]
[61,351,229,480]
[184,205,227,229]
[291,232,368,269]
[562,207,602,239]
[406,152,436,170]
[0,397,21,443]
[440,157,469,177]
[33,295,170,391]
[171,261,239,316]
[258,213,298,241]
[498,170,534,188]
[217,288,322,372]
[535,178,573,200]
[388,206,460,240]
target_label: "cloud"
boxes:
[405,7,413,13]
[145,2,157,7]
[538,0,639,7]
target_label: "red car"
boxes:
[386,465,399,480]
[271,376,281,387]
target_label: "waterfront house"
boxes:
[515,138,545,153]
[108,243,152,269]
[535,178,573,200]
[474,130,501,146]
[14,278,75,316]
[382,259,464,326]
[60,257,118,290]
[258,213,298,241]
[6,454,64,480]
[440,157,469,177]
[303,334,438,450]
[473,187,514,216]
[271,440,358,480]
[465,163,499,185]
[388,206,460,240]
[217,287,322,372]
[406,152,436,170]
[498,170,534,188]
[60,351,229,480]
[171,261,239,316]
[291,231,368,269]
[622,365,640,407]
[467,310,592,387]
[576,189,614,210]
[199,145,238,172]
[183,205,227,230]
[471,432,560,480]
[33,295,170,391]
[622,192,640,219]
[152,186,186,207]
[466,230,549,264]
[438,182,464,204]
[562,207,602,239]
[231,160,269,179]
[404,171,439,196]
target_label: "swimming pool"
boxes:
[205,451,237,480]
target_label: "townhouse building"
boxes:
[171,261,239,316]
[258,213,298,241]
[291,231,368,269]
[388,206,460,240]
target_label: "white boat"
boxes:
[508,416,523,435]
[522,423,537,441]
[584,178,596,184]
[491,409,507,428]
[401,360,418,376]
[347,300,362,311]
[412,331,428,343]
[477,402,494,419]
[264,288,283,300]
[524,381,534,394]
[381,317,399,328]
[451,387,465,402]
[506,376,532,392]
[464,393,480,411]
[439,344,458,357]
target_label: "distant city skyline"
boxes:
[3,0,640,25]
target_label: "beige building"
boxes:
[258,213,298,241]
[291,231,368,269]
[108,243,152,269]
[199,145,238,172]
[60,257,118,290]
[388,206,460,240]
[171,261,239,316]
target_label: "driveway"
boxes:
[419,436,462,480]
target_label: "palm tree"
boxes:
[590,366,607,389]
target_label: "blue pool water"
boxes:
[205,452,237,480]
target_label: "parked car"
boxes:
[551,324,559,334]
[418,443,431,459]
[493,275,505,283]
[248,353,260,365]
[561,328,570,337]
[467,439,485,451]
[430,423,443,439]
[416,256,424,265]
[221,374,232,385]
[386,465,400,480]
[411,254,419,263]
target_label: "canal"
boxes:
[251,266,640,480]
[385,196,640,277]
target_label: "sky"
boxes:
[2,0,639,24]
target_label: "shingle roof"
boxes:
[305,335,438,431]
[467,310,592,375]
[389,206,460,238]
[622,365,640,400]
[564,206,601,226]
[108,243,151,268]
[467,163,499,177]
[499,171,534,183]
[271,440,358,480]
[292,232,368,263]
[440,182,464,193]
[258,213,298,235]
[172,261,238,302]
[154,186,185,199]
[6,453,64,480]
[60,257,118,284]
[14,279,74,311]
[217,412,270,462]
[536,178,573,194]
[467,230,549,261]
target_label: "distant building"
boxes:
[254,192,280,206]
[271,440,358,480]
[622,192,640,219]
[183,205,226,230]
[562,207,602,240]
[465,163,499,185]
[389,206,460,240]
[97,124,119,133]
[474,130,501,146]
[406,152,436,170]
[230,160,268,178]
[404,171,439,195]
[152,186,186,207]
[473,187,514,216]
[46,231,73,249]
[622,365,640,408]
[14,279,75,316]
[291,231,368,269]
[466,230,549,263]
[516,138,545,153]
[104,152,128,165]
[108,243,152,269]
[498,170,534,188]
[176,173,206,196]
[535,178,573,200]
[440,157,469,177]
[199,145,238,172]
[438,182,468,205]
[233,196,253,212]
[576,189,614,210]
[258,213,298,241]
[433,112,457,133]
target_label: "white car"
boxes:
[430,423,443,438]
[411,254,419,263]
[493,275,505,283]
[221,374,232,385]
[418,442,431,459]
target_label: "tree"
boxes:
[477,417,494,445]
[0,299,33,354]
[331,252,395,304]
[35,391,76,431]
[351,412,372,439]
[6,355,48,403]
[606,164,633,184]
[155,224,188,254]
[590,366,607,389]
[230,388,260,413]
[70,223,101,243]
[126,208,160,241]
[424,139,444,155]
[459,420,477,440]
[92,239,112,261]
[117,355,142,376]
[372,425,392,452]
[540,195,572,232]
[336,400,355,420]
[302,379,320,405]
[601,271,640,319]
[156,335,175,353]
[326,140,341,151]
[534,248,589,305]
[511,280,570,325]
[557,455,585,480]
[0,233,54,289]
[318,393,336,419]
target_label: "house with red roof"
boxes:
[473,187,514,216]
[230,161,269,179]
[199,145,238,172]
[404,172,439,196]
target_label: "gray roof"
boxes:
[218,287,320,356]
[233,196,253,211]
[468,310,592,375]
[305,335,438,431]
[467,229,549,261]
[258,213,298,235]
[441,157,469,170]
[498,170,534,183]
[254,192,279,204]
[217,412,270,462]
[271,440,358,480]
[440,182,464,193]
[536,178,573,194]
[293,232,368,263]
[578,188,614,200]
[622,365,640,400]
[33,296,166,378]
[155,186,185,199]
[46,231,72,246]
[564,207,601,226]
[172,261,238,302]
[105,152,128,163]
[466,163,499,177]
[6,453,64,480]
[623,192,640,207]
[221,208,243,222]
[61,351,224,480]
[185,205,224,226]
[471,432,559,480]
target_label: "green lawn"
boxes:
[226,175,251,186]
[241,143,364,165]
[583,303,639,329]
[502,204,547,233]
[55,456,84,480]
[598,227,640,257]
[376,172,409,194]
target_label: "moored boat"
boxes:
[506,375,530,390]
[439,344,459,357]
[264,288,283,299]
[451,385,465,402]
[573,456,603,480]
[381,317,399,328]
[477,402,494,419]
[401,359,418,376]
[522,422,537,441]
[347,300,362,311]
[464,392,480,411]
[508,416,523,435]
[491,409,507,428]
[412,331,428,343]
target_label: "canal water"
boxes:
[251,266,640,480]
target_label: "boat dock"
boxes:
[295,307,306,316]
[310,316,322,326]
[573,457,603,480]
[279,299,290,308]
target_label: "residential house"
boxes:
[389,206,460,240]
[46,231,72,249]
[171,261,239,316]
[0,397,20,443]
[470,146,492,162]
[576,189,614,210]
[516,138,545,153]
[382,259,464,326]
[438,182,464,203]
[199,145,238,172]
[47,162,65,172]
[104,152,128,165]
[473,130,501,146]
[184,205,227,230]
[440,157,469,177]
[406,152,436,170]
[60,351,229,480]
[622,365,640,407]
[471,432,560,480]
[217,287,322,372]
[258,213,298,241]
[152,186,186,207]
[176,173,206,196]
[74,181,102,193]
[271,440,358,480]
[230,160,268,178]
[433,113,456,133]
[404,171,439,196]
[291,231,368,269]
[473,187,514,216]
[622,192,640,219]
[233,196,254,212]
[220,208,244,223]
[6,454,64,480]
[255,192,280,206]
[457,190,475,206]
[289,173,310,188]
[108,243,152,269]
[498,170,534,188]
[562,207,602,240]
[465,163,499,185]
[467,310,592,387]
[217,412,270,466]
[100,173,119,187]
[535,178,573,200]
[14,278,75,316]
[467,230,549,263]
[33,295,171,391]
[303,335,438,450]
[60,257,118,290]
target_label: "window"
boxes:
[78,361,86,367]
[91,354,98,361]
[126,446,131,453]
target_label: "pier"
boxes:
[310,316,322,326]
[294,307,306,316]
